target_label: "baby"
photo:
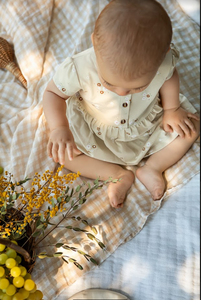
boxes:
[43,0,199,208]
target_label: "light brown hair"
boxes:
[93,0,172,80]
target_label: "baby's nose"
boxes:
[115,89,130,96]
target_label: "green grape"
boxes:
[0,167,3,175]
[5,249,17,259]
[0,254,8,265]
[10,267,21,277]
[11,293,24,300]
[15,256,22,265]
[19,266,27,277]
[0,290,4,300]
[5,258,16,269]
[0,278,9,289]
[24,273,31,280]
[0,245,6,252]
[0,267,5,277]
[27,294,36,300]
[18,287,30,299]
[24,279,35,292]
[29,285,37,294]
[34,290,43,300]
[13,276,24,288]
[5,284,16,296]
[10,240,18,245]
[2,294,12,300]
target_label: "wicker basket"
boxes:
[0,37,27,89]
[0,208,35,273]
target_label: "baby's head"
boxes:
[92,0,172,95]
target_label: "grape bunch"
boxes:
[0,243,43,300]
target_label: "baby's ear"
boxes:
[91,32,94,45]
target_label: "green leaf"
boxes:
[62,245,71,250]
[79,198,87,205]
[1,206,6,212]
[68,258,76,263]
[53,252,63,257]
[79,192,82,199]
[51,198,55,207]
[70,188,74,197]
[84,188,89,196]
[98,242,106,249]
[76,216,81,221]
[72,227,82,232]
[91,227,98,235]
[77,250,87,255]
[87,233,95,241]
[65,186,70,193]
[74,262,83,270]
[55,243,64,248]
[12,193,17,200]
[84,255,90,261]
[65,196,71,203]
[36,218,41,227]
[38,252,48,259]
[76,185,81,192]
[73,205,79,211]
[90,257,99,265]
[32,231,42,237]
[63,245,77,252]
[57,197,62,203]
[82,220,89,226]
[17,178,31,185]
[62,257,69,264]
[65,226,73,229]
[94,178,99,185]
[36,224,44,230]
[11,183,15,191]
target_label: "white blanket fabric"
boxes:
[59,173,200,300]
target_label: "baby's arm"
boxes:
[43,79,81,164]
[159,68,199,138]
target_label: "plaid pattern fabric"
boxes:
[0,0,199,299]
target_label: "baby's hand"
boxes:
[47,126,81,164]
[162,107,199,138]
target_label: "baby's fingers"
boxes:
[47,141,53,158]
[187,113,200,121]
[58,143,66,165]
[52,143,59,163]
[67,144,74,161]
[178,122,191,138]
[184,118,197,135]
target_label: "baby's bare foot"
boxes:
[108,170,134,208]
[136,164,165,200]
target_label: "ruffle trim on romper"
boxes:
[67,96,164,165]
[74,96,163,141]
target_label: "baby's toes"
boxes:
[152,188,164,201]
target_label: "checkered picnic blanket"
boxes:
[0,0,199,299]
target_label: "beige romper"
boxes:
[53,43,196,166]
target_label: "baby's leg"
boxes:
[64,153,134,208]
[136,119,200,200]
